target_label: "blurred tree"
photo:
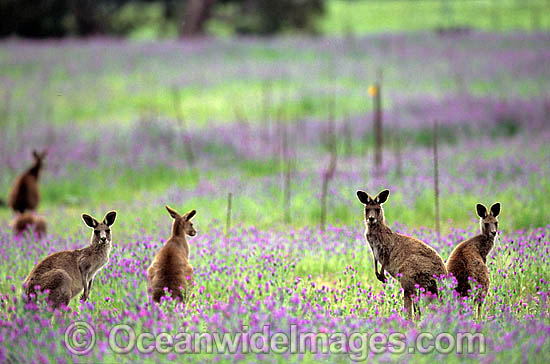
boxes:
[0,0,69,37]
[216,0,325,35]
[165,0,325,37]
[181,0,216,36]
[0,0,325,38]
[70,0,104,35]
[0,0,126,37]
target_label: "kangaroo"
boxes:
[23,211,117,309]
[446,202,500,317]
[8,150,47,213]
[147,206,196,303]
[12,212,47,239]
[357,189,447,319]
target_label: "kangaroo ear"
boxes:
[32,150,39,159]
[103,211,117,226]
[184,209,196,221]
[490,202,500,217]
[375,189,390,204]
[476,204,488,218]
[356,191,371,204]
[82,214,98,228]
[166,205,180,219]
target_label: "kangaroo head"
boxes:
[476,203,500,238]
[166,205,197,237]
[30,149,47,175]
[82,211,117,245]
[356,189,389,226]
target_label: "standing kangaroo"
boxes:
[23,211,117,309]
[8,150,47,213]
[357,189,447,319]
[147,206,196,303]
[446,202,500,317]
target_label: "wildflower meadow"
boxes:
[0,31,549,363]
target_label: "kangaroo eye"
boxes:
[484,223,489,228]
[106,229,111,233]
[495,223,498,228]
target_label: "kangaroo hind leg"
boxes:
[41,269,73,309]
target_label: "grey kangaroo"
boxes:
[24,211,117,308]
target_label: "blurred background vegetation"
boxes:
[1,0,549,233]
[2,0,550,39]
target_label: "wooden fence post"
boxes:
[433,120,441,245]
[373,69,383,174]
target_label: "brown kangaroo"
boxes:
[23,211,117,309]
[12,212,47,239]
[446,202,500,318]
[357,189,447,319]
[8,150,47,213]
[147,206,196,303]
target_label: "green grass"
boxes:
[3,28,548,129]
[320,0,550,34]
[0,123,547,234]
[2,166,547,237]
[42,166,200,206]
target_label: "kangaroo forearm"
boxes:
[376,261,387,283]
[79,264,89,297]
[82,275,88,296]
[88,276,95,294]
[379,263,387,279]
